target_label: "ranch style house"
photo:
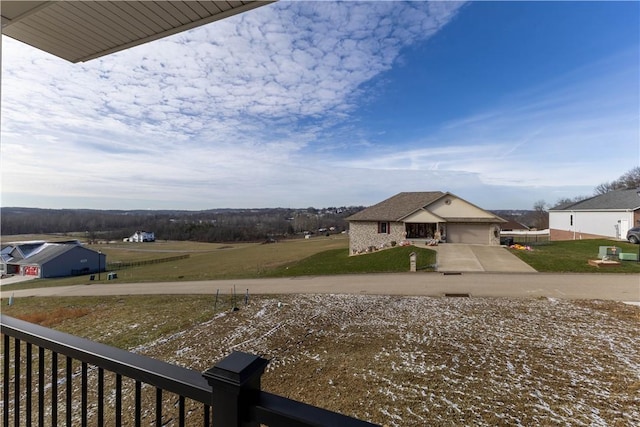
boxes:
[347,191,506,254]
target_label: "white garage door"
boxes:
[446,224,490,244]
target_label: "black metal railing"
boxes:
[1,314,378,427]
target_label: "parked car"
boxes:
[627,227,640,244]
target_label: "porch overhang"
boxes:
[1,1,274,63]
[444,217,507,224]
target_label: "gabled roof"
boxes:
[21,243,78,265]
[0,241,88,265]
[347,191,505,223]
[346,192,445,222]
[550,189,640,211]
[1,1,273,63]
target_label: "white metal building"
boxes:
[549,189,640,241]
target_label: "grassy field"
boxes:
[509,239,640,273]
[1,235,440,292]
[2,236,638,293]
[2,236,639,425]
[2,294,638,426]
[0,235,350,291]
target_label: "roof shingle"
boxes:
[347,192,445,221]
[550,189,640,211]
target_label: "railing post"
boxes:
[203,351,269,427]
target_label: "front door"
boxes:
[406,223,436,239]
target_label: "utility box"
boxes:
[619,252,638,261]
[409,252,417,272]
[598,246,621,260]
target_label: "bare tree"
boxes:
[594,167,640,195]
[532,200,549,230]
[554,195,590,207]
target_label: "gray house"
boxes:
[549,189,640,241]
[347,192,506,254]
[1,241,105,279]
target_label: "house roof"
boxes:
[1,1,272,63]
[21,243,77,265]
[549,189,640,211]
[500,219,530,231]
[346,191,505,223]
[0,241,96,266]
[347,192,445,222]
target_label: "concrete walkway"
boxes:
[430,244,537,273]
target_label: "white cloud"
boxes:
[1,1,637,211]
[329,46,639,194]
[2,1,469,209]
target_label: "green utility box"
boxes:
[618,252,638,261]
[598,246,621,260]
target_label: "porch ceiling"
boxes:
[1,1,273,63]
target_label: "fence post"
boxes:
[203,351,269,427]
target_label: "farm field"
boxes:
[3,294,639,426]
[0,235,439,292]
[2,236,638,294]
[0,234,351,290]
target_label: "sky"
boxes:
[1,1,639,211]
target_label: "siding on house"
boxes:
[549,210,636,240]
[548,189,640,240]
[428,197,496,219]
[40,246,104,278]
[1,241,105,278]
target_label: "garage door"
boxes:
[446,224,490,244]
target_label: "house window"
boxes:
[570,215,573,226]
[378,222,390,234]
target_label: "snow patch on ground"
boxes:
[131,295,639,426]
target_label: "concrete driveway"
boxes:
[430,244,537,273]
[0,275,37,286]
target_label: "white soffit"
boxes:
[1,1,273,63]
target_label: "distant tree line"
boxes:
[0,206,364,243]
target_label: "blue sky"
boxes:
[2,1,638,210]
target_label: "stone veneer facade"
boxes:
[349,221,406,254]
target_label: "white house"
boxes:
[127,231,156,243]
[549,189,640,241]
